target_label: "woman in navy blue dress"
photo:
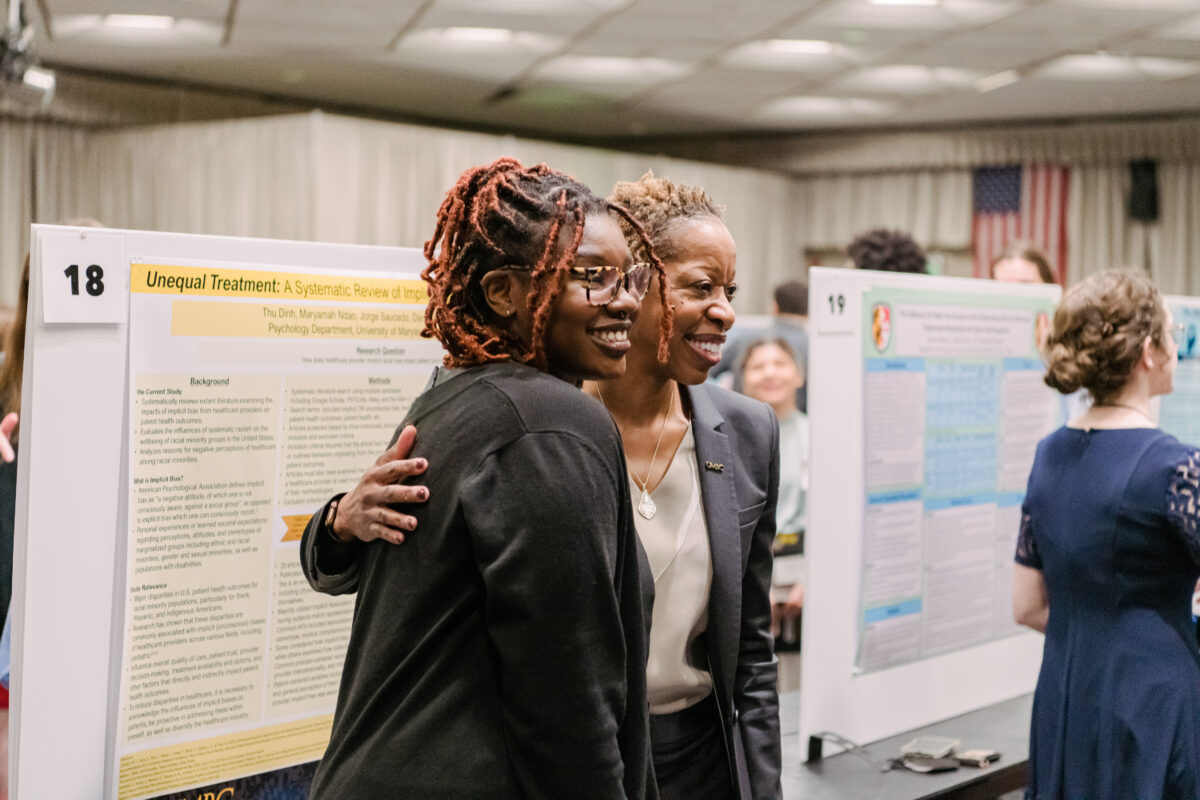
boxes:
[1014,269,1200,800]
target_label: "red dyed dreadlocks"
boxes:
[422,157,672,369]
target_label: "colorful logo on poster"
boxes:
[871,303,892,352]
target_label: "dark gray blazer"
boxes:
[683,383,782,800]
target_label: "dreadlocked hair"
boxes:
[422,158,612,370]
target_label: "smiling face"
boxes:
[534,212,640,383]
[742,341,804,417]
[627,215,737,385]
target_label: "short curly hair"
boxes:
[1043,269,1168,403]
[608,171,724,265]
[847,228,927,274]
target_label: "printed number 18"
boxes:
[828,293,846,314]
[64,264,105,297]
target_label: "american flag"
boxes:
[972,164,1069,282]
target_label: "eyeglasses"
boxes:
[569,263,652,306]
[499,262,652,306]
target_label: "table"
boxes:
[782,694,1032,800]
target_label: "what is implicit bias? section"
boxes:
[116,258,437,800]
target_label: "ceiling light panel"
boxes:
[419,6,601,37]
[969,2,1193,45]
[829,64,984,94]
[1036,53,1200,81]
[757,95,897,122]
[390,27,559,82]
[49,14,221,44]
[533,56,694,85]
[48,0,225,13]
[720,39,854,73]
[581,1,827,60]
[1055,0,1200,10]
[801,0,1018,31]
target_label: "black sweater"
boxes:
[301,362,655,800]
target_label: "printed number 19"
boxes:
[827,293,846,314]
[64,264,105,297]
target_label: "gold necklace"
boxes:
[1094,401,1153,423]
[597,386,674,520]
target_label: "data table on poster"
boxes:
[857,288,1058,674]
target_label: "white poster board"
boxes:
[13,224,434,800]
[799,267,1061,752]
[1158,295,1200,448]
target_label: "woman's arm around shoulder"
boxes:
[299,425,428,594]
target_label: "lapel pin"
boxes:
[705,461,724,473]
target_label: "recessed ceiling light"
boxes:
[834,65,980,94]
[1038,53,1200,81]
[764,39,840,55]
[104,14,175,30]
[536,56,692,84]
[722,40,849,72]
[443,27,515,43]
[976,70,1020,93]
[401,27,557,50]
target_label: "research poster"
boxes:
[114,260,439,800]
[857,288,1058,673]
[1159,299,1200,448]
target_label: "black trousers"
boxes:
[650,696,737,800]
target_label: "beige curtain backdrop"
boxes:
[0,120,37,306]
[1067,160,1200,295]
[4,109,1198,306]
[796,169,973,251]
[11,111,804,313]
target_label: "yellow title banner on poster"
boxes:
[171,300,427,340]
[118,714,333,800]
[132,263,427,305]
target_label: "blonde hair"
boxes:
[1043,269,1167,402]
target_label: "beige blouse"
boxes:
[632,425,715,714]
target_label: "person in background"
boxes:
[990,240,1057,285]
[739,338,808,653]
[1014,269,1200,799]
[712,280,809,411]
[301,159,659,800]
[846,228,927,274]
[0,218,101,800]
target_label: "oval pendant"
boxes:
[637,489,657,520]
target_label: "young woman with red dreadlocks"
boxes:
[308,170,783,800]
[300,157,667,800]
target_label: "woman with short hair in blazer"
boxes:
[597,173,781,800]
